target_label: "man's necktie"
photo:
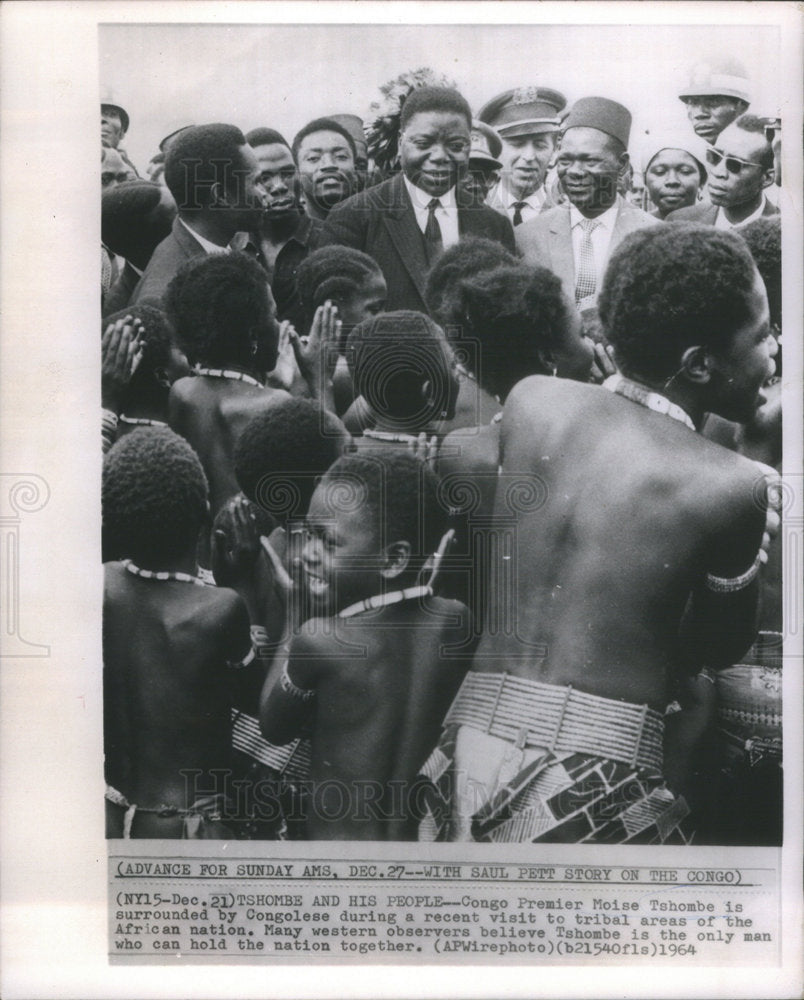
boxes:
[512,201,528,226]
[574,218,600,303]
[424,198,443,262]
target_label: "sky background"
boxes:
[100,21,782,173]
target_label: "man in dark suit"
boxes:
[320,87,515,315]
[666,116,778,229]
[516,97,655,311]
[131,124,268,305]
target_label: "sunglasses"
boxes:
[705,147,762,175]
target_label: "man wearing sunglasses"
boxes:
[666,116,778,228]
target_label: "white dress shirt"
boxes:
[403,177,460,249]
[497,178,547,225]
[179,217,230,254]
[569,197,621,296]
[714,196,771,230]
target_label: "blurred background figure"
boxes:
[329,114,370,189]
[101,146,135,190]
[678,57,751,145]
[102,180,177,315]
[461,120,502,202]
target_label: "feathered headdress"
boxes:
[365,67,458,176]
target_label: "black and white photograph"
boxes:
[2,2,802,997]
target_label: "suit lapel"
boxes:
[549,207,575,291]
[382,175,429,301]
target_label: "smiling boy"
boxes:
[259,452,471,840]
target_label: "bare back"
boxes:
[168,376,290,517]
[103,563,250,810]
[291,597,472,839]
[475,376,765,709]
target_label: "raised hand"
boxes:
[101,315,144,410]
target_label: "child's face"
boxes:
[302,478,383,614]
[337,275,387,329]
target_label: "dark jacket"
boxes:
[320,172,516,314]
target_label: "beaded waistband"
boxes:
[445,672,664,772]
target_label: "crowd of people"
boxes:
[101,56,784,845]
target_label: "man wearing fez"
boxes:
[666,115,778,229]
[320,86,515,314]
[679,58,751,146]
[243,127,322,330]
[479,86,566,226]
[516,96,654,313]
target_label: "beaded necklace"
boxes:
[122,559,210,587]
[118,415,167,427]
[603,374,696,432]
[338,584,433,619]
[362,429,420,445]
[196,367,264,389]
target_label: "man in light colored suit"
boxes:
[478,87,566,228]
[516,96,655,314]
[666,116,778,229]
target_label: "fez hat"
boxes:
[469,120,502,170]
[639,130,708,182]
[328,114,368,157]
[563,97,632,148]
[678,59,751,105]
[477,86,566,139]
[101,93,130,134]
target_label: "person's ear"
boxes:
[761,166,775,190]
[153,366,171,390]
[679,345,712,384]
[380,540,411,579]
[536,347,558,376]
[617,151,631,180]
[209,180,229,208]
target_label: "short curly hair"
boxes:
[399,87,471,131]
[163,123,249,212]
[245,127,291,151]
[165,251,273,367]
[103,303,176,403]
[320,451,446,563]
[740,216,781,330]
[425,236,518,330]
[234,398,347,520]
[102,427,208,566]
[295,246,383,336]
[598,223,759,382]
[292,118,357,162]
[346,311,452,425]
[437,263,569,399]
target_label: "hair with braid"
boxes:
[295,246,383,335]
